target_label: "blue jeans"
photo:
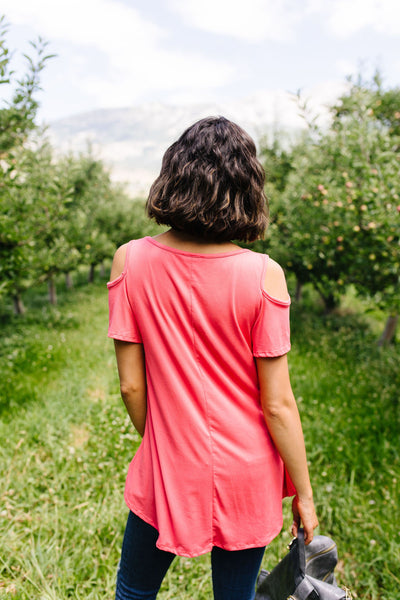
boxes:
[115,511,265,600]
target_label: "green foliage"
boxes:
[0,18,162,313]
[289,301,399,599]
[0,133,160,310]
[260,76,400,315]
[0,18,54,306]
[335,71,400,142]
[0,16,55,153]
[259,132,295,193]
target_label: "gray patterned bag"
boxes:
[255,529,351,600]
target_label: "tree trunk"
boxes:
[295,279,303,302]
[65,272,73,290]
[378,313,398,346]
[13,293,26,315]
[318,290,338,313]
[88,264,95,283]
[48,276,57,305]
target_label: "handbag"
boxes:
[255,529,351,600]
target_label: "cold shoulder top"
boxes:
[107,236,295,557]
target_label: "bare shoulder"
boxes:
[110,243,129,281]
[263,257,290,302]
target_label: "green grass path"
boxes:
[0,282,399,599]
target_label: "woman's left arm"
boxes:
[109,245,147,436]
[114,340,147,437]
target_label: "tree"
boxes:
[0,17,54,311]
[0,17,53,153]
[332,75,400,342]
[0,17,161,313]
[22,139,82,304]
[262,76,400,340]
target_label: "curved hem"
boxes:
[124,499,283,558]
[261,289,291,306]
[253,343,291,358]
[107,271,126,288]
[108,331,142,343]
[107,240,135,286]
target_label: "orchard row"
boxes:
[1,20,399,341]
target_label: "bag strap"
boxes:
[297,529,307,576]
[294,531,320,600]
[288,528,307,590]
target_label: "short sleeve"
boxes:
[107,272,142,343]
[252,291,291,357]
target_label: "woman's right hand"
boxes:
[291,494,319,544]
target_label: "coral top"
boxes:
[107,236,295,557]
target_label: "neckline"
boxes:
[144,236,250,258]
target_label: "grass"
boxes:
[289,301,399,598]
[0,276,399,599]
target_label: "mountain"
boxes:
[48,85,346,196]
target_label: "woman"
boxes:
[107,116,318,600]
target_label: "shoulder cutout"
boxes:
[110,243,129,282]
[263,257,290,303]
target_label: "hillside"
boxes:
[47,85,345,196]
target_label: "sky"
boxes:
[1,0,400,124]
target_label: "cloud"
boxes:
[2,0,162,49]
[170,0,304,42]
[171,0,400,42]
[314,0,400,37]
[1,0,234,111]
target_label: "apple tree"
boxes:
[261,78,400,342]
[0,17,54,311]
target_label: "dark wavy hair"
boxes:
[146,116,268,242]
